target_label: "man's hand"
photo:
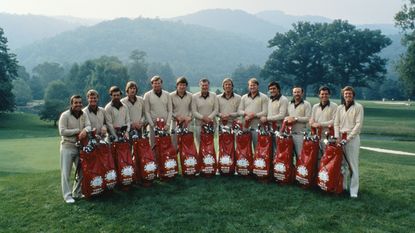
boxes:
[132,122,142,130]
[311,122,320,128]
[123,132,129,140]
[260,116,267,123]
[202,116,212,123]
[285,116,296,124]
[78,129,87,139]
[101,126,107,135]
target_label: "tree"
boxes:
[395,0,415,98]
[232,64,262,95]
[128,49,148,94]
[12,78,32,106]
[147,62,176,92]
[39,80,71,126]
[0,27,18,111]
[261,20,391,97]
[31,62,65,100]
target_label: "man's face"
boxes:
[177,83,187,93]
[343,90,354,103]
[248,82,258,94]
[87,95,98,107]
[71,98,83,111]
[269,85,279,97]
[111,91,121,103]
[319,90,330,103]
[152,80,162,92]
[292,88,303,100]
[223,81,233,93]
[127,86,137,97]
[200,81,209,93]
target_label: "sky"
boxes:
[0,0,404,24]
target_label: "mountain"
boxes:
[171,9,287,43]
[15,17,270,83]
[255,10,333,28]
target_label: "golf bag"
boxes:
[175,123,199,176]
[295,127,321,188]
[218,121,235,175]
[253,123,273,180]
[199,123,217,177]
[112,126,136,187]
[273,121,295,184]
[96,143,117,190]
[234,121,253,176]
[154,118,178,180]
[78,130,105,198]
[132,129,157,186]
[317,130,347,194]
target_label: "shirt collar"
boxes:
[176,91,187,99]
[88,105,98,115]
[271,93,282,102]
[248,92,259,99]
[70,108,83,119]
[128,95,137,105]
[200,92,210,99]
[111,100,123,110]
[291,98,304,108]
[154,90,162,97]
[344,100,355,111]
[320,101,330,110]
[221,92,234,100]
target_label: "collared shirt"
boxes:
[104,102,130,137]
[221,92,235,100]
[238,92,268,129]
[192,91,218,126]
[267,94,288,124]
[170,90,193,123]
[143,89,172,127]
[270,93,282,102]
[121,95,146,126]
[59,109,91,145]
[201,91,210,99]
[288,100,311,133]
[248,91,259,99]
[310,101,338,131]
[83,106,106,136]
[70,108,83,119]
[334,101,363,141]
[217,92,241,124]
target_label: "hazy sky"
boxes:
[0,0,404,24]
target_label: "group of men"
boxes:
[58,75,363,203]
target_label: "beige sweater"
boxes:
[143,90,173,127]
[192,91,218,126]
[104,102,130,137]
[170,91,193,123]
[287,100,311,133]
[121,96,146,125]
[310,102,338,131]
[82,106,106,136]
[267,95,289,125]
[59,109,91,145]
[217,93,241,122]
[238,92,268,128]
[334,102,364,141]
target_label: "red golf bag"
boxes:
[176,123,199,176]
[96,143,117,190]
[317,131,347,194]
[218,122,235,175]
[295,127,321,188]
[253,123,272,181]
[154,118,178,180]
[273,121,295,184]
[112,126,136,187]
[234,121,253,176]
[132,129,157,186]
[78,130,105,198]
[199,123,217,177]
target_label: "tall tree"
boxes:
[0,27,18,111]
[40,80,70,126]
[128,49,148,94]
[232,64,262,95]
[147,62,175,92]
[395,0,415,97]
[31,62,65,99]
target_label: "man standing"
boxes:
[334,86,364,198]
[59,95,91,203]
[83,89,107,139]
[309,86,338,155]
[192,78,218,149]
[285,86,311,158]
[238,78,268,148]
[121,81,146,132]
[217,78,241,127]
[105,86,130,141]
[170,76,193,148]
[143,76,173,147]
[263,81,288,130]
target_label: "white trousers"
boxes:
[292,134,304,160]
[342,135,360,196]
[60,144,82,201]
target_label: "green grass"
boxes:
[0,112,58,139]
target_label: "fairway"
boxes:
[0,101,414,232]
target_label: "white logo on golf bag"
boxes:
[121,165,134,177]
[165,159,177,169]
[203,154,215,165]
[254,158,266,169]
[184,156,197,167]
[90,176,103,188]
[318,169,329,183]
[237,158,249,168]
[144,161,157,172]
[297,165,308,177]
[220,155,232,166]
[274,163,286,173]
[105,170,117,182]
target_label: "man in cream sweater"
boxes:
[59,95,91,203]
[82,89,107,140]
[334,86,364,198]
[121,81,146,132]
[105,86,130,141]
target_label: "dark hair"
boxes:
[125,81,138,93]
[176,76,188,86]
[248,77,259,85]
[342,86,355,97]
[293,86,303,93]
[70,95,82,104]
[318,86,331,95]
[151,75,163,84]
[199,78,210,84]
[268,81,281,91]
[109,86,122,95]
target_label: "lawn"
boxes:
[0,102,414,232]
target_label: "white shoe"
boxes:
[65,197,75,204]
[350,194,358,198]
